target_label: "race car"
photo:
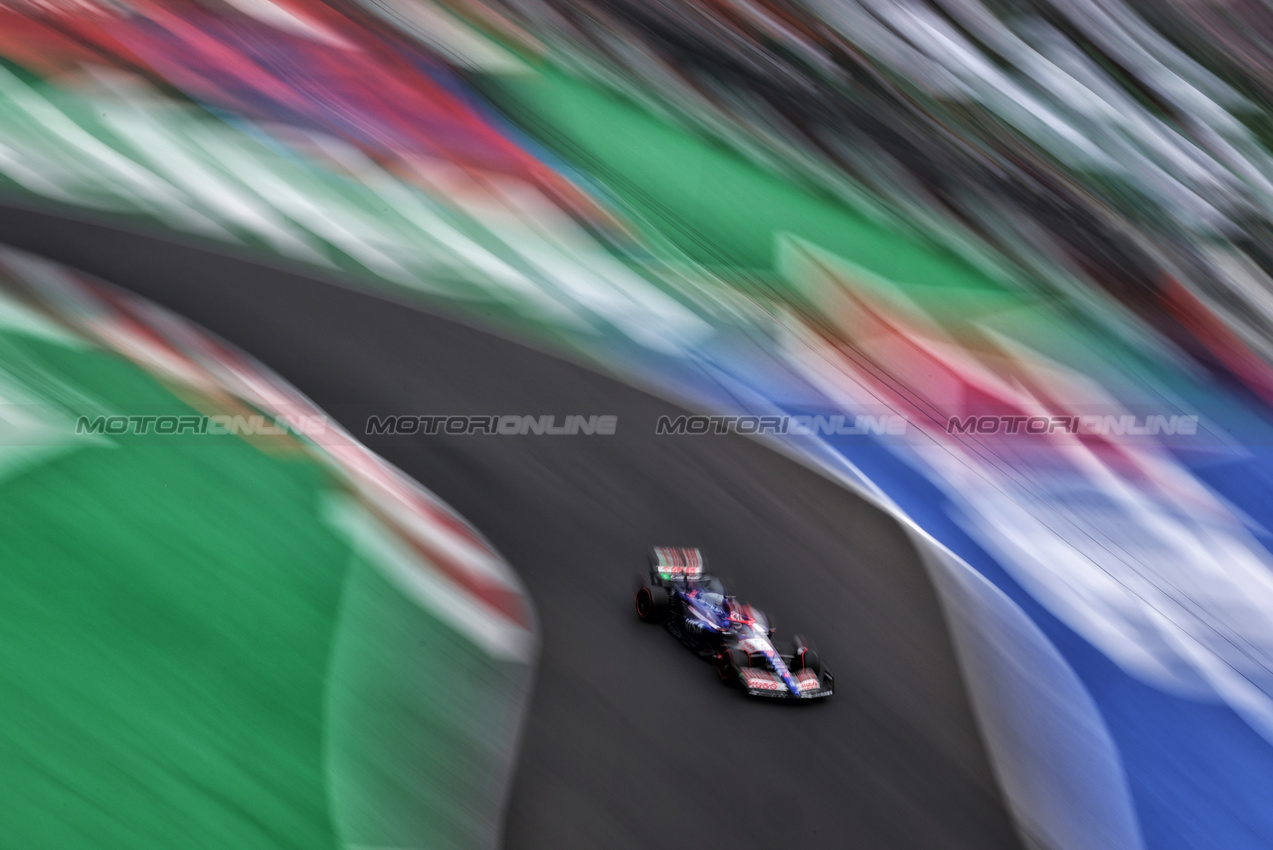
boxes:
[634,546,833,700]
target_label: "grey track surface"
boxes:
[0,203,1024,850]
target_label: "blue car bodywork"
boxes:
[635,547,834,700]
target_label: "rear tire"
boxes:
[635,585,669,622]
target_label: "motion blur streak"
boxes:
[460,0,1273,398]
[4,1,1273,849]
[0,247,535,849]
[0,212,1026,850]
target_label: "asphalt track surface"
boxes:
[0,202,1025,850]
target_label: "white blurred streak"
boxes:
[925,543,1146,850]
[324,494,534,662]
[775,239,1273,746]
[0,64,221,233]
[220,0,354,48]
[356,0,530,73]
[807,0,969,98]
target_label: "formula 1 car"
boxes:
[634,547,833,700]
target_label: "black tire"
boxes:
[799,648,823,678]
[716,651,733,684]
[789,635,821,676]
[717,647,747,686]
[635,585,669,622]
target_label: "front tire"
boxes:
[717,647,747,686]
[790,636,822,677]
[635,585,669,622]
[799,648,823,678]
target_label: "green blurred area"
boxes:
[477,63,1176,383]
[0,321,526,849]
[0,343,346,848]
[326,516,526,850]
[478,63,1006,294]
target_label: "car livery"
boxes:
[651,545,705,580]
[635,547,833,700]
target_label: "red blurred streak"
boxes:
[0,0,605,220]
[802,257,1147,469]
[87,278,531,628]
[0,13,113,75]
[1161,275,1273,407]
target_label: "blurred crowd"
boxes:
[453,0,1273,399]
[7,0,1273,404]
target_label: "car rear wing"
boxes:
[649,546,707,581]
